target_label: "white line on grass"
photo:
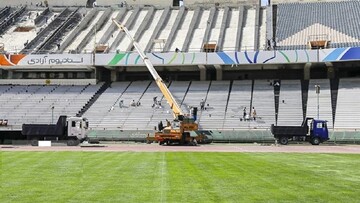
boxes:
[159,152,166,203]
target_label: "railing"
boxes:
[2,43,359,55]
[0,6,27,35]
[34,7,50,25]
[191,0,260,8]
[0,79,97,85]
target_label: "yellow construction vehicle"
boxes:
[112,19,211,145]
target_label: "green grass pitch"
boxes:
[1,151,359,202]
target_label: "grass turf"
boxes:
[0,151,359,203]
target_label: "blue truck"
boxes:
[271,118,329,145]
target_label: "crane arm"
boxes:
[112,19,183,119]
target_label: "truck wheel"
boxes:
[279,137,288,145]
[67,139,79,146]
[311,137,320,145]
[30,138,38,146]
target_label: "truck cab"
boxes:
[309,119,329,145]
[67,117,89,144]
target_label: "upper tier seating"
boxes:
[276,1,360,50]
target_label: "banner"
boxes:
[1,48,360,67]
[0,54,92,66]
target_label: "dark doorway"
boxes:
[206,67,216,81]
[96,67,111,82]
[173,0,179,7]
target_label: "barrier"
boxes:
[87,129,360,143]
[38,141,51,147]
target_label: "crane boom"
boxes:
[112,19,183,119]
[111,19,207,146]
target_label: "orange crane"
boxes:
[112,19,209,145]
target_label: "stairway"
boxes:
[76,82,110,117]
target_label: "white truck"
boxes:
[0,115,89,146]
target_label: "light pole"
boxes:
[315,85,320,119]
[94,23,97,51]
[51,106,54,124]
[92,23,97,65]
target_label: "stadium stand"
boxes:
[306,79,333,128]
[0,83,102,127]
[63,9,102,53]
[258,6,266,50]
[0,0,263,8]
[277,80,303,126]
[0,4,269,53]
[252,80,276,128]
[189,9,210,52]
[199,81,229,129]
[1,0,360,143]
[144,7,170,52]
[83,82,131,129]
[136,81,172,130]
[34,7,51,26]
[223,80,252,129]
[21,7,81,54]
[36,8,82,54]
[109,8,137,52]
[0,6,26,35]
[170,8,194,52]
[78,8,112,53]
[155,9,179,52]
[335,78,360,129]
[120,81,157,130]
[83,9,121,52]
[240,7,256,51]
[0,10,40,53]
[223,7,240,51]
[117,8,150,52]
[0,77,360,135]
[0,7,11,24]
[276,1,360,50]
[0,67,358,132]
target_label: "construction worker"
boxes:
[200,99,205,110]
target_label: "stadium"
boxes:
[0,0,360,202]
[1,0,360,143]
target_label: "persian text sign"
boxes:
[18,54,92,66]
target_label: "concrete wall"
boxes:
[0,0,259,7]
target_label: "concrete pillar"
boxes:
[304,63,311,80]
[7,70,13,79]
[198,65,206,81]
[326,62,335,79]
[95,67,101,81]
[111,70,117,82]
[214,65,223,81]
